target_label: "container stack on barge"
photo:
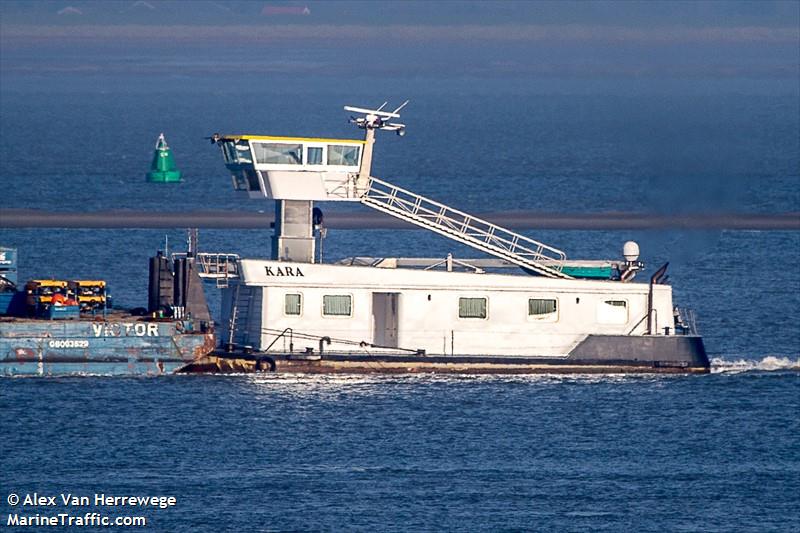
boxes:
[180,103,709,375]
[0,248,215,376]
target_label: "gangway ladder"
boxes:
[344,102,572,279]
[226,283,241,349]
[227,282,257,349]
[361,177,572,279]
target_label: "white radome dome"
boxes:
[623,241,640,262]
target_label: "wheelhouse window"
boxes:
[327,144,361,166]
[221,141,237,163]
[234,141,252,163]
[306,146,324,165]
[597,299,628,324]
[253,142,302,165]
[529,298,557,320]
[284,293,302,316]
[323,295,352,317]
[459,297,487,319]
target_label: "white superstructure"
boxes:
[204,103,704,369]
[220,259,673,358]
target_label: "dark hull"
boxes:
[180,334,709,375]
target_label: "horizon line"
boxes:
[2,23,798,45]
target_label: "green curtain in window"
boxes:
[323,295,352,316]
[529,299,557,315]
[459,297,486,318]
[285,294,301,315]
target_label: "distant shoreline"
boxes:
[2,209,798,230]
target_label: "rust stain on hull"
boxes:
[178,355,709,375]
[189,333,217,357]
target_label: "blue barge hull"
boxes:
[0,315,215,376]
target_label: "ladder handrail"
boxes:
[227,283,241,348]
[365,177,566,261]
[263,327,294,353]
[363,177,571,279]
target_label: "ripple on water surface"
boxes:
[2,367,798,531]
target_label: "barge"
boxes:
[181,103,709,374]
[0,248,215,376]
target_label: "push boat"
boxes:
[0,247,215,376]
[182,103,709,374]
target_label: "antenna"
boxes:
[346,100,409,183]
[344,100,408,136]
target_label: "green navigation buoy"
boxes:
[146,133,182,183]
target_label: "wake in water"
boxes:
[710,356,800,374]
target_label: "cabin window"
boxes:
[221,141,237,163]
[234,141,252,163]
[306,146,324,165]
[284,293,302,316]
[253,143,303,165]
[327,145,361,166]
[529,298,558,320]
[323,295,352,317]
[459,297,487,319]
[597,299,628,324]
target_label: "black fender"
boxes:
[255,356,277,372]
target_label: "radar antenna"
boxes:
[344,100,409,188]
[345,100,408,136]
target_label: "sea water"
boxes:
[1,75,798,531]
[1,369,798,531]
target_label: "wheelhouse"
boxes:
[217,135,365,200]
